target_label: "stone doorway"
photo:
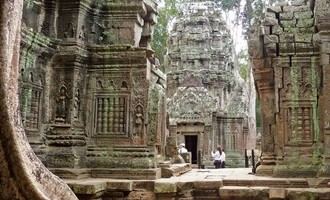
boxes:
[185,135,198,164]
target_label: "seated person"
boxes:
[178,143,188,154]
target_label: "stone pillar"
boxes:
[254,68,276,175]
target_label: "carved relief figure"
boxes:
[73,89,80,119]
[121,81,128,90]
[55,86,69,122]
[63,22,75,38]
[135,105,144,137]
[78,25,86,41]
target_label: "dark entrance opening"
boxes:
[185,135,198,164]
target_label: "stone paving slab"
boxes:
[64,168,330,199]
[65,168,330,189]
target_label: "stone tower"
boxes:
[18,0,166,179]
[166,0,256,166]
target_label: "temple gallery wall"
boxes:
[17,0,257,179]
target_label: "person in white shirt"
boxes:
[220,149,226,168]
[211,146,222,168]
[178,143,188,154]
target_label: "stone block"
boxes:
[273,25,284,34]
[294,11,314,19]
[283,5,310,12]
[106,180,133,191]
[194,189,219,198]
[291,0,306,6]
[276,2,289,7]
[154,181,177,193]
[67,181,107,195]
[177,181,194,192]
[297,27,315,33]
[279,33,294,42]
[320,54,330,65]
[265,43,278,57]
[266,12,277,18]
[161,163,192,178]
[295,33,313,43]
[156,193,176,200]
[296,18,314,28]
[264,17,279,26]
[193,180,223,190]
[133,180,155,191]
[295,42,314,52]
[127,191,156,200]
[281,20,297,28]
[280,12,294,20]
[264,35,279,44]
[220,186,269,200]
[269,188,286,199]
[286,189,319,200]
[267,6,282,13]
[263,26,272,35]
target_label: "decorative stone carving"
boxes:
[55,86,69,123]
[249,0,330,177]
[73,89,80,120]
[167,0,256,166]
[133,104,145,144]
[17,0,164,180]
[63,22,75,38]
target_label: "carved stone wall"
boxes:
[249,0,330,177]
[167,0,256,166]
[19,0,165,180]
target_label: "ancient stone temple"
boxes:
[166,0,256,166]
[18,0,166,180]
[249,0,330,177]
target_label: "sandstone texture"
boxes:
[17,0,166,180]
[166,0,256,167]
[249,0,330,177]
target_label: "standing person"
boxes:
[220,148,226,168]
[178,143,188,154]
[211,146,222,169]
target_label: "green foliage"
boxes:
[237,50,249,81]
[215,0,242,11]
[152,0,181,71]
[242,0,265,38]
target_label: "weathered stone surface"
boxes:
[0,0,77,199]
[220,186,269,200]
[269,188,286,199]
[161,163,192,178]
[166,0,256,167]
[154,181,177,193]
[61,168,330,199]
[17,0,166,180]
[127,191,156,200]
[193,180,223,190]
[248,0,330,177]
